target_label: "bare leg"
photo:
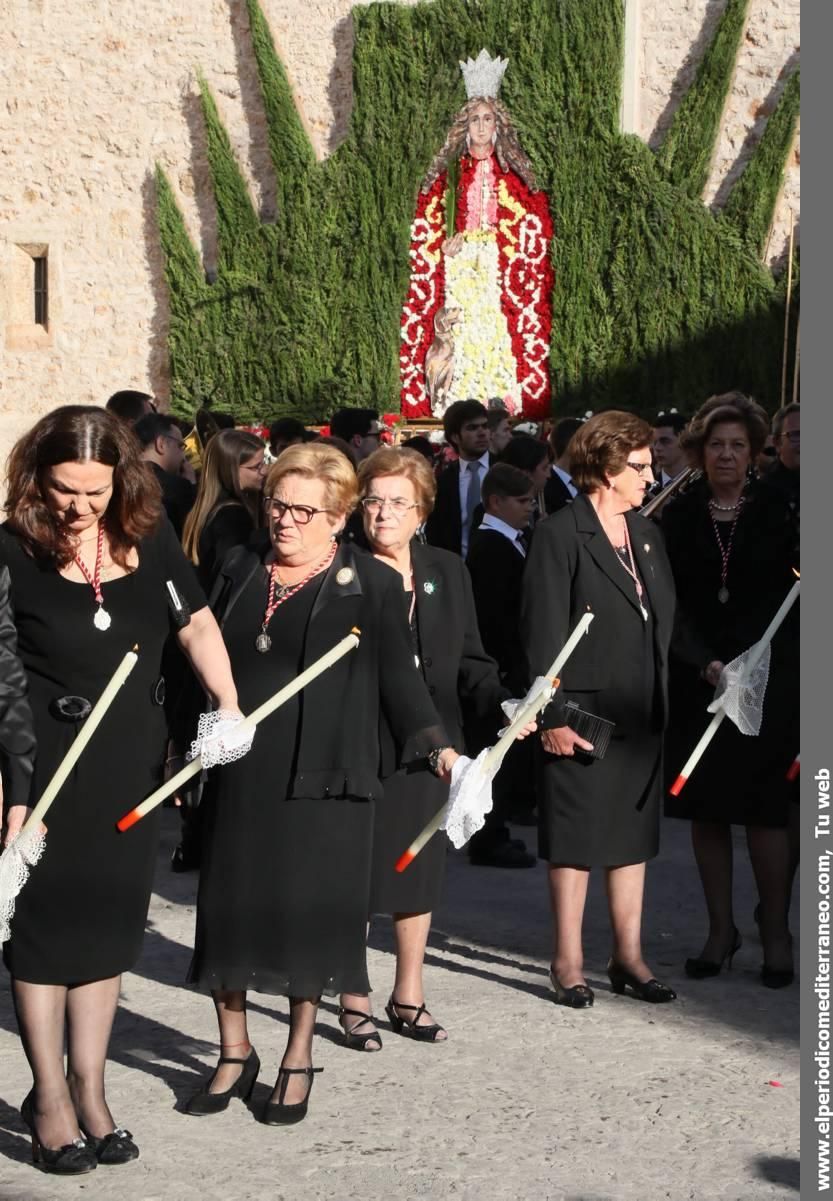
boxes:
[207,989,251,1093]
[548,865,590,987]
[606,863,653,980]
[12,979,80,1149]
[747,825,793,971]
[65,975,121,1138]
[272,997,319,1106]
[390,911,447,1038]
[690,821,736,960]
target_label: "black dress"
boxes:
[189,541,445,997]
[368,542,506,915]
[662,480,799,827]
[0,520,205,984]
[521,496,676,868]
[197,500,255,592]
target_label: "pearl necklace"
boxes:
[708,498,742,513]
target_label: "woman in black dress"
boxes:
[1,406,240,1173]
[662,393,798,987]
[186,444,456,1123]
[183,429,266,590]
[522,412,677,1008]
[338,448,510,1048]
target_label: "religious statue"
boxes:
[399,50,553,419]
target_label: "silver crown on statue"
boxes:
[460,49,509,100]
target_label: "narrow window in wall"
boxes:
[33,253,48,326]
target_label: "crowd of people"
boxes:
[0,386,799,1171]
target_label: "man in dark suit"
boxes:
[425,400,490,556]
[651,410,689,489]
[135,413,196,539]
[465,464,537,867]
[543,417,582,515]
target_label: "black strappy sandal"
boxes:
[385,996,447,1043]
[260,1067,322,1126]
[337,1006,383,1052]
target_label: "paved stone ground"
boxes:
[0,812,799,1201]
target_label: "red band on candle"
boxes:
[395,850,415,873]
[669,774,687,797]
[786,759,800,782]
[117,808,142,832]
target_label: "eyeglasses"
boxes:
[777,430,800,444]
[162,434,185,450]
[626,461,654,477]
[263,497,334,524]
[362,496,420,516]
[242,459,268,474]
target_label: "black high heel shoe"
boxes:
[260,1066,322,1126]
[685,929,742,979]
[20,1094,97,1175]
[385,996,447,1041]
[337,1006,383,1051]
[761,963,795,989]
[184,1046,260,1116]
[549,968,594,1008]
[607,960,677,1003]
[81,1126,140,1165]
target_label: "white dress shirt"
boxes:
[479,513,526,557]
[552,464,578,498]
[458,452,490,557]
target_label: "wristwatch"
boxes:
[427,747,452,777]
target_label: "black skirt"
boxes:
[369,765,447,915]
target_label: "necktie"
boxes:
[464,461,481,530]
[517,529,530,555]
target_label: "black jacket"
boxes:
[466,528,527,694]
[0,565,36,809]
[209,540,448,801]
[149,463,196,541]
[542,470,574,516]
[521,494,676,730]
[378,541,506,774]
[425,457,490,555]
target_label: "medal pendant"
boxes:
[718,586,729,604]
[93,606,112,631]
[255,632,272,654]
[640,604,649,622]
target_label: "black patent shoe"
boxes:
[21,1094,97,1175]
[608,960,677,1003]
[82,1126,139,1165]
[761,963,795,989]
[184,1047,260,1116]
[260,1066,322,1126]
[685,929,742,979]
[549,968,594,1008]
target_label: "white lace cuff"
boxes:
[187,710,254,769]
[440,749,500,849]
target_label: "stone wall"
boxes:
[0,0,799,463]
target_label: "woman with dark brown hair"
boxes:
[662,392,799,987]
[182,429,266,589]
[522,412,677,1008]
[1,405,239,1173]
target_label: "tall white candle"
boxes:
[22,646,139,835]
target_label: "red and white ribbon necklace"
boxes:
[616,518,648,622]
[72,524,112,631]
[709,499,745,604]
[255,543,337,653]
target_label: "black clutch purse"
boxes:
[564,701,615,760]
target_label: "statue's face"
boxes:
[467,101,496,152]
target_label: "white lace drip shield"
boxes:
[187,710,255,769]
[707,644,771,736]
[0,825,47,945]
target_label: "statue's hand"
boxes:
[441,233,464,258]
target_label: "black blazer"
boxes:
[425,456,490,555]
[466,528,527,693]
[542,470,574,516]
[149,463,196,541]
[209,540,447,801]
[378,541,506,774]
[521,494,676,729]
[0,565,36,809]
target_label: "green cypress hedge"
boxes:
[157,0,799,423]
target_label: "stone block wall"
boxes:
[0,0,799,465]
